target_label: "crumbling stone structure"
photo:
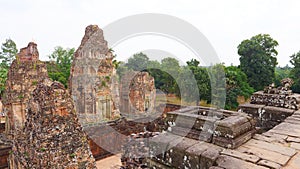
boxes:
[85,114,168,160]
[165,107,256,149]
[251,78,300,109]
[121,106,256,168]
[120,71,156,115]
[0,134,11,168]
[70,25,120,125]
[3,42,96,168]
[239,78,300,130]
[122,104,300,169]
[2,42,48,138]
[17,42,39,61]
[9,82,96,168]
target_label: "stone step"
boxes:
[257,159,281,169]
[216,155,269,169]
[253,134,278,143]
[237,145,291,165]
[243,139,296,156]
[221,149,260,163]
[286,136,300,143]
[290,142,300,150]
[212,129,255,149]
[282,152,300,169]
[262,132,288,140]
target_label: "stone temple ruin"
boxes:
[69,25,120,125]
[69,25,162,161]
[122,105,300,168]
[1,25,300,168]
[121,107,257,168]
[3,42,48,138]
[120,71,156,115]
[1,42,96,168]
[239,78,300,130]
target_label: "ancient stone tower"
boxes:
[69,25,119,125]
[120,71,156,115]
[4,42,96,168]
[2,42,48,138]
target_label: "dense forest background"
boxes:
[1,34,300,110]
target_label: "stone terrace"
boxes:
[122,106,300,169]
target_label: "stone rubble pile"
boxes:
[250,78,300,110]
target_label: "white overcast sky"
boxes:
[0,0,299,66]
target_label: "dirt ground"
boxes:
[96,154,122,169]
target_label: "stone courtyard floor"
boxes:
[96,154,122,169]
[215,110,300,168]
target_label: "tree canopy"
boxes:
[225,66,254,110]
[289,51,300,92]
[0,38,17,96]
[0,38,18,69]
[184,59,211,105]
[238,34,278,91]
[125,52,149,71]
[275,65,291,87]
[47,46,75,88]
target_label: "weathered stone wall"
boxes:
[239,79,300,131]
[9,82,96,168]
[0,134,12,168]
[84,101,178,160]
[17,42,39,61]
[166,107,256,149]
[70,25,120,125]
[3,42,96,168]
[250,78,300,110]
[121,106,256,169]
[85,116,167,160]
[239,103,295,131]
[2,42,48,138]
[122,132,225,169]
[120,71,156,115]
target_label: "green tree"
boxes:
[290,51,300,92]
[147,60,164,89]
[225,66,254,110]
[238,34,278,91]
[160,57,181,95]
[275,65,291,86]
[0,68,8,97]
[0,38,18,68]
[0,39,18,96]
[184,59,211,105]
[125,52,149,71]
[47,46,75,88]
